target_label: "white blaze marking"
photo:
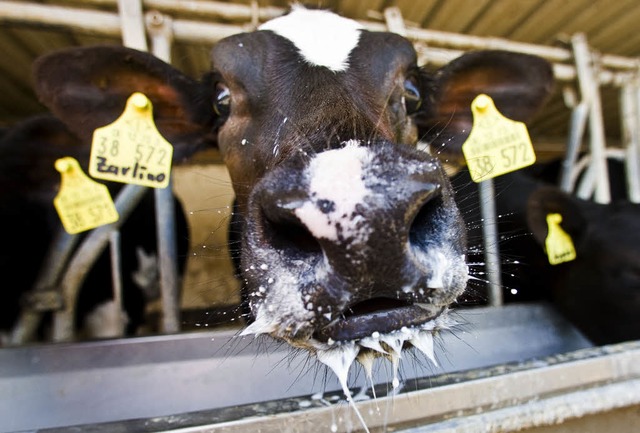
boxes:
[259,6,363,72]
[295,144,372,243]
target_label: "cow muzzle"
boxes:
[240,140,468,352]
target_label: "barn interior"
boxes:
[1,1,640,432]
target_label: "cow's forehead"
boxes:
[258,7,363,72]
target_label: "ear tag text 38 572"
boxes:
[544,213,577,265]
[54,157,119,234]
[90,92,173,188]
[462,94,536,182]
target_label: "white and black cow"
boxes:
[32,8,552,364]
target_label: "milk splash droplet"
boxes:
[316,343,371,433]
[357,351,378,403]
[409,331,438,366]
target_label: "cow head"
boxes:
[528,187,640,344]
[33,8,552,358]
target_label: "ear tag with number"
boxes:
[462,94,536,182]
[90,92,173,188]
[544,213,577,265]
[53,157,119,234]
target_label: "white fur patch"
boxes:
[295,144,372,243]
[259,6,363,72]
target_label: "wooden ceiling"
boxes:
[1,0,639,152]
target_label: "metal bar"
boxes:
[8,230,79,344]
[628,83,640,202]
[67,0,285,22]
[572,33,611,204]
[154,181,181,333]
[52,184,148,342]
[0,1,122,36]
[384,6,407,36]
[170,19,244,44]
[575,160,598,199]
[559,102,589,192]
[112,342,638,433]
[397,380,640,433]
[147,10,181,334]
[109,230,123,309]
[0,304,595,432]
[620,84,640,202]
[146,10,173,62]
[402,25,640,71]
[479,179,503,307]
[117,0,147,51]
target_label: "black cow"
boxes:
[451,163,640,345]
[0,114,189,342]
[32,8,552,363]
[528,184,640,344]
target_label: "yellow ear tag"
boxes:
[89,92,173,188]
[53,157,119,234]
[462,94,536,182]
[545,213,577,265]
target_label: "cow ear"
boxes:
[417,50,554,162]
[33,45,217,161]
[526,186,589,248]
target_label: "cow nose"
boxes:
[253,148,445,306]
[259,178,440,257]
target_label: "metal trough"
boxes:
[1,303,597,432]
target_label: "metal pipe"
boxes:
[479,179,503,307]
[65,0,284,22]
[397,380,640,433]
[384,6,406,36]
[0,1,122,36]
[400,22,639,71]
[117,0,148,51]
[109,230,123,309]
[107,230,127,338]
[628,83,640,203]
[147,12,181,334]
[572,33,611,204]
[9,230,79,344]
[560,102,589,192]
[170,19,244,44]
[154,181,181,334]
[146,10,173,62]
[620,84,640,202]
[52,184,148,342]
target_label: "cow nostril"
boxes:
[408,193,443,247]
[262,210,323,257]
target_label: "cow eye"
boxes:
[403,77,422,114]
[213,83,231,117]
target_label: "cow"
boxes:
[0,114,189,342]
[528,184,640,344]
[31,7,553,372]
[450,162,640,345]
